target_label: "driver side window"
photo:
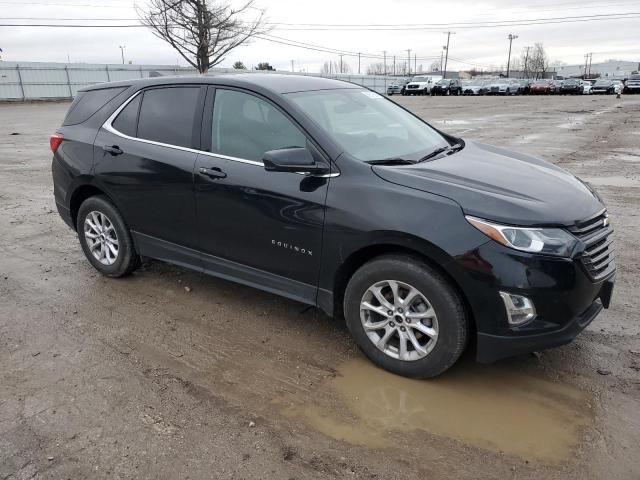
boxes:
[211,89,306,162]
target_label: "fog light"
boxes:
[499,292,536,326]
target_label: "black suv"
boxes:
[52,74,615,378]
[431,79,462,96]
[560,79,583,95]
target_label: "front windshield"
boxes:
[287,88,447,162]
[594,80,610,86]
[436,80,448,86]
[564,79,578,85]
[412,76,429,82]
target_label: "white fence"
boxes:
[0,61,410,100]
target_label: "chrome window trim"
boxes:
[102,89,339,177]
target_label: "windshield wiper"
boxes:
[417,142,464,163]
[366,158,416,165]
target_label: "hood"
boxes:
[408,82,429,86]
[372,141,604,226]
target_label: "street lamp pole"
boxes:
[506,34,518,77]
[119,45,126,65]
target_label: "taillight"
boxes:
[50,133,64,153]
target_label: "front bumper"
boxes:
[476,296,606,363]
[405,86,427,94]
[452,241,615,363]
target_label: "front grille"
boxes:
[407,85,418,89]
[491,87,499,92]
[568,211,615,281]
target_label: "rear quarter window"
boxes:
[63,87,127,126]
[112,94,142,137]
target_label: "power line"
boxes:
[262,12,640,30]
[4,1,640,22]
[2,12,639,30]
[0,1,128,7]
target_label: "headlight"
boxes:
[466,216,577,257]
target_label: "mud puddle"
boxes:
[285,357,594,463]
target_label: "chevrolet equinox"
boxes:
[51,74,615,378]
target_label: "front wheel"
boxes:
[343,255,468,378]
[77,195,140,277]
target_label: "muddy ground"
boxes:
[1,95,639,479]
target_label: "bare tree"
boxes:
[366,62,386,75]
[320,60,351,75]
[528,43,550,79]
[138,0,269,73]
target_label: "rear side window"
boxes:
[137,87,200,148]
[112,94,141,137]
[63,87,126,126]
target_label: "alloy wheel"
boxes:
[360,280,439,361]
[84,211,119,266]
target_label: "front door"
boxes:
[194,87,330,303]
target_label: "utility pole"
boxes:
[393,55,396,76]
[584,53,589,78]
[339,54,344,74]
[414,53,417,74]
[443,32,454,79]
[406,49,411,76]
[119,45,126,65]
[383,50,387,75]
[506,33,518,77]
[358,52,361,74]
[588,53,593,78]
[523,46,531,78]
[440,47,444,72]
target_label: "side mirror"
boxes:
[263,147,328,174]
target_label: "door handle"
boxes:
[199,166,227,179]
[103,145,123,156]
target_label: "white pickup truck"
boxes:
[402,75,442,96]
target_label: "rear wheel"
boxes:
[77,195,140,277]
[344,255,468,378]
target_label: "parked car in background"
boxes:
[387,83,402,95]
[529,80,554,95]
[431,79,463,96]
[592,80,618,94]
[518,79,532,95]
[387,80,410,96]
[551,80,564,94]
[583,80,593,95]
[623,74,640,94]
[508,79,523,95]
[486,79,512,95]
[462,80,488,95]
[403,75,440,95]
[560,79,584,95]
[611,80,624,94]
[52,74,615,378]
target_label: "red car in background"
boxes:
[530,80,558,95]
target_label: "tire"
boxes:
[77,195,140,278]
[343,254,468,378]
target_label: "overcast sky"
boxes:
[0,0,638,72]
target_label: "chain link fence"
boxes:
[0,61,411,101]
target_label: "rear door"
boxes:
[193,87,331,303]
[94,85,205,250]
